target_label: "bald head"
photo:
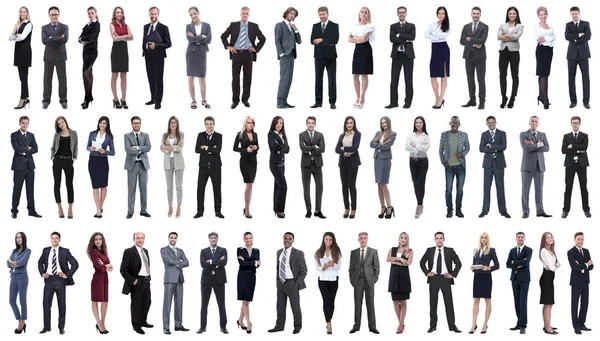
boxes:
[134,232,145,248]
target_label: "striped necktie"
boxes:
[239,23,247,49]
[279,249,287,283]
[52,249,58,275]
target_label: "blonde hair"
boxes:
[473,232,491,256]
[537,6,548,16]
[14,7,31,35]
[398,232,411,256]
[239,116,255,137]
[357,7,371,23]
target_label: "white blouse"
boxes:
[540,248,560,271]
[8,21,32,42]
[535,24,555,47]
[351,23,375,43]
[315,254,341,281]
[425,22,450,43]
[405,132,430,158]
[168,137,175,158]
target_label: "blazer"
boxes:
[562,131,589,167]
[439,131,470,166]
[124,131,151,170]
[276,247,307,289]
[349,247,380,288]
[120,245,151,295]
[310,20,339,59]
[567,246,593,286]
[460,21,489,60]
[299,130,325,167]
[161,132,185,170]
[86,131,115,158]
[160,245,189,284]
[221,21,266,61]
[233,131,259,160]
[498,22,524,52]
[11,130,38,171]
[237,247,260,273]
[51,129,78,159]
[419,246,461,284]
[519,130,549,172]
[565,20,591,59]
[38,246,78,286]
[186,22,211,55]
[472,248,500,274]
[79,21,100,50]
[268,132,289,164]
[274,21,301,59]
[41,22,69,62]
[370,131,396,160]
[200,246,227,284]
[195,131,222,168]
[142,22,171,58]
[335,132,361,168]
[389,21,416,59]
[506,245,532,282]
[479,129,507,168]
[8,248,31,276]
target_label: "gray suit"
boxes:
[274,247,307,330]
[274,21,301,105]
[41,22,69,104]
[520,130,549,214]
[460,21,488,102]
[349,247,380,331]
[124,131,151,215]
[161,246,189,330]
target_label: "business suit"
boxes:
[221,20,266,105]
[79,21,100,102]
[124,131,151,216]
[273,247,307,331]
[161,133,184,207]
[200,246,228,330]
[389,21,415,107]
[498,22,524,104]
[562,131,590,214]
[51,129,78,204]
[275,21,301,106]
[299,130,325,213]
[38,246,79,331]
[506,245,532,330]
[86,131,115,189]
[120,246,152,330]
[186,22,211,78]
[567,246,593,330]
[311,20,338,105]
[11,130,38,215]
[233,131,259,183]
[161,245,189,331]
[479,129,507,215]
[370,132,397,184]
[520,130,549,215]
[41,22,69,105]
[565,20,591,106]
[269,132,290,214]
[335,132,361,211]
[237,247,260,301]
[196,132,222,214]
[472,248,499,298]
[142,22,171,107]
[8,248,31,321]
[439,130,470,213]
[349,247,380,331]
[460,21,488,104]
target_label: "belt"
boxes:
[236,49,250,53]
[55,155,72,159]
[137,275,150,279]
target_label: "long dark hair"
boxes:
[54,116,70,134]
[437,6,450,32]
[96,116,113,139]
[413,116,428,135]
[87,232,108,258]
[163,116,181,143]
[15,232,27,251]
[343,116,359,134]
[270,116,287,139]
[505,6,521,24]
[314,232,341,263]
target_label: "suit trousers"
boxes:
[277,54,294,105]
[43,276,67,330]
[499,47,519,98]
[9,273,28,320]
[11,169,35,214]
[318,279,338,322]
[409,157,428,205]
[82,49,97,101]
[340,158,358,210]
[482,160,506,214]
[43,61,67,103]
[314,57,336,104]
[163,281,183,330]
[466,57,486,101]
[512,280,529,328]
[165,158,183,206]
[301,162,323,212]
[200,280,227,329]
[521,163,544,214]
[52,158,74,204]
[428,275,456,329]
[270,163,287,213]
[275,279,302,329]
[197,166,221,213]
[568,51,590,104]
[571,284,589,328]
[390,53,414,105]
[445,165,465,212]
[353,277,376,330]
[127,161,148,215]
[17,66,29,99]
[231,51,253,103]
[563,163,589,213]
[145,54,165,104]
[131,277,152,329]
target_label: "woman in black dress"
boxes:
[109,7,133,109]
[236,232,260,334]
[348,7,374,109]
[387,232,412,334]
[469,232,499,334]
[268,116,289,219]
[535,7,555,110]
[79,7,100,109]
[233,116,259,218]
[9,7,32,109]
[539,232,560,335]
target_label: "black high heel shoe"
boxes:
[343,210,349,218]
[121,99,128,109]
[378,206,386,219]
[469,325,478,334]
[275,212,285,219]
[385,206,395,219]
[82,99,93,109]
[500,96,508,108]
[246,323,252,334]
[14,99,30,110]
[95,324,109,334]
[507,96,515,108]
[112,100,122,109]
[236,320,247,330]
[432,99,445,109]
[15,323,26,334]
[349,210,356,219]
[243,208,253,219]
[481,325,488,334]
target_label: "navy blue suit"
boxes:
[567,246,593,329]
[506,245,532,329]
[11,130,38,214]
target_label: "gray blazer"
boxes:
[186,22,211,55]
[41,22,69,62]
[349,247,380,288]
[51,129,78,159]
[520,130,549,172]
[497,22,523,52]
[124,131,151,170]
[276,247,307,290]
[460,21,488,60]
[274,20,301,59]
[160,245,189,284]
[370,131,396,160]
[161,132,184,170]
[299,130,325,167]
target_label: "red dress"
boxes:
[90,249,110,302]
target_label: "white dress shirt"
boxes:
[46,246,63,275]
[540,248,560,271]
[279,247,294,279]
[432,246,446,274]
[405,132,430,159]
[136,245,150,276]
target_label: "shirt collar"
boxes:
[574,20,580,25]
[135,245,143,252]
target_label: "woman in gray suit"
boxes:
[51,116,78,219]
[370,116,396,219]
[186,7,212,109]
[498,7,523,108]
[160,116,184,218]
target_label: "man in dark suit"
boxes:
[143,6,171,110]
[568,232,593,334]
[41,6,69,109]
[124,116,152,219]
[565,6,591,109]
[506,231,532,334]
[479,116,510,218]
[299,116,326,219]
[460,7,488,110]
[386,6,415,109]
[520,116,551,218]
[562,116,591,218]
[11,116,41,219]
[269,232,307,334]
[349,232,380,334]
[160,232,189,334]
[419,232,462,333]
[121,232,153,335]
[198,232,228,334]
[310,6,339,109]
[275,7,301,109]
[221,6,266,109]
[195,117,223,219]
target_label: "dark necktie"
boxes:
[491,131,496,158]
[533,132,537,142]
[517,247,521,258]
[322,23,325,33]
[52,249,58,275]
[576,22,579,31]
[436,248,442,274]
[211,248,216,258]
[360,249,365,264]
[22,133,26,140]
[136,133,140,146]
[574,132,578,140]
[141,249,150,275]
[580,248,584,257]
[473,22,478,32]
[309,131,314,141]
[279,249,287,283]
[207,134,212,142]
[52,24,57,34]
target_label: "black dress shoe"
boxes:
[277,104,288,109]
[196,328,206,334]
[478,103,485,110]
[509,325,520,331]
[584,211,592,218]
[28,211,42,218]
[59,329,65,334]
[42,101,50,109]
[427,327,436,333]
[145,100,155,105]
[536,212,552,218]
[164,329,171,334]
[461,100,476,107]
[39,328,51,334]
[584,103,590,109]
[575,328,582,334]
[544,329,558,335]
[403,103,411,108]
[221,327,229,334]
[446,211,452,218]
[561,212,568,218]
[456,211,464,218]
[215,212,225,219]
[140,212,151,218]
[502,212,512,218]
[314,211,326,219]
[450,327,462,333]
[520,328,526,334]
[369,329,380,334]
[275,212,285,219]
[60,102,68,109]
[349,327,359,334]
[305,211,312,218]
[569,103,577,108]
[284,102,295,108]
[268,327,283,333]
[242,101,250,107]
[174,326,189,331]
[155,103,161,110]
[292,328,301,334]
[330,103,336,109]
[478,212,487,218]
[522,213,529,218]
[12,212,17,219]
[126,213,133,219]
[385,103,398,109]
[134,328,145,334]
[142,323,154,328]
[310,103,322,108]
[580,325,591,331]
[194,212,204,218]
[231,102,238,109]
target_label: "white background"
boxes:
[1,0,598,340]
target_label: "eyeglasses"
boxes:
[49,14,59,17]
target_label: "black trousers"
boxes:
[314,57,336,104]
[390,53,414,105]
[568,51,590,104]
[318,279,338,322]
[301,162,323,212]
[144,54,165,104]
[466,57,486,101]
[131,277,151,329]
[340,158,358,210]
[17,66,29,99]
[563,163,589,213]
[197,167,222,213]
[11,169,35,214]
[499,47,520,98]
[231,51,253,103]
[571,284,589,328]
[43,61,67,103]
[409,158,428,205]
[270,163,287,213]
[53,158,74,204]
[512,280,529,328]
[82,49,97,101]
[428,275,456,329]
[200,281,227,329]
[43,276,66,330]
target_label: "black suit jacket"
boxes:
[568,246,593,286]
[299,130,325,167]
[460,21,488,60]
[142,22,172,58]
[221,21,266,62]
[196,132,222,168]
[268,132,289,164]
[419,246,461,284]
[506,245,532,282]
[11,131,38,171]
[200,246,227,284]
[38,246,79,286]
[472,248,500,273]
[237,247,260,273]
[79,21,100,50]
[389,22,416,59]
[565,20,591,59]
[310,21,339,59]
[562,131,589,167]
[479,129,507,168]
[120,246,151,295]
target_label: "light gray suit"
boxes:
[161,133,184,206]
[274,20,301,105]
[349,247,380,331]
[41,22,69,104]
[520,130,549,214]
[124,131,151,215]
[161,245,189,330]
